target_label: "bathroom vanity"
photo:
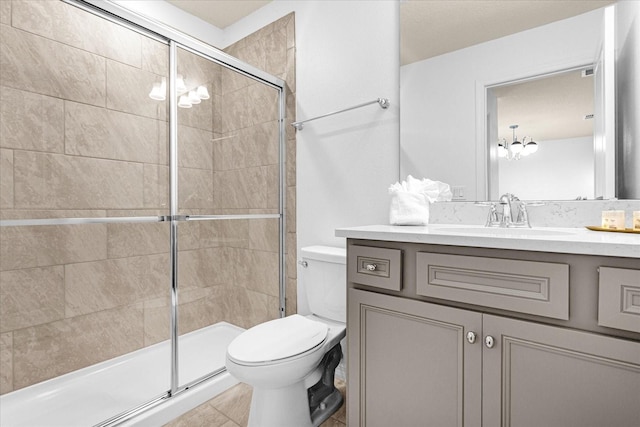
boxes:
[336,225,640,427]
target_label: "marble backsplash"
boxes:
[430,200,640,229]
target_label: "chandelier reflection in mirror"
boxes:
[498,124,538,160]
[148,74,210,108]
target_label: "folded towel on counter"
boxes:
[388,175,453,225]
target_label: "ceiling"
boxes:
[493,69,594,142]
[167,0,614,64]
[166,0,269,29]
[401,0,614,65]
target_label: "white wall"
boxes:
[292,1,400,244]
[616,0,640,199]
[400,9,604,201]
[498,136,594,200]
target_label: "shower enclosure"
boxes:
[0,0,288,425]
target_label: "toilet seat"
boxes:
[227,315,328,365]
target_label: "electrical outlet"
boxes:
[451,186,466,200]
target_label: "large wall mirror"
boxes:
[400,0,638,201]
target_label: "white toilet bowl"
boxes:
[226,314,346,427]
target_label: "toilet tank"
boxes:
[301,246,346,323]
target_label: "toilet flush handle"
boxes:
[298,260,308,268]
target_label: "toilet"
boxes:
[225,246,346,427]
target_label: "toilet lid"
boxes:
[227,315,328,363]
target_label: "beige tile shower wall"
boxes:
[1,24,106,107]
[222,13,297,317]
[0,87,64,154]
[11,0,142,67]
[0,1,169,214]
[0,0,171,394]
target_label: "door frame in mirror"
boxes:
[475,59,610,201]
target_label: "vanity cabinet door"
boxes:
[348,289,482,427]
[482,314,640,427]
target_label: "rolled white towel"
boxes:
[388,175,453,225]
[389,190,430,225]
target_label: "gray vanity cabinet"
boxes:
[349,289,640,427]
[346,242,640,427]
[348,288,482,427]
[482,314,640,427]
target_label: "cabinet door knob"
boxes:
[484,335,495,349]
[366,264,377,271]
[466,331,477,344]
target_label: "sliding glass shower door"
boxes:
[1,0,286,425]
[0,0,171,424]
[174,45,284,390]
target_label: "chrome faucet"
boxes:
[485,193,531,228]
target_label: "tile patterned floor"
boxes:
[163,380,347,427]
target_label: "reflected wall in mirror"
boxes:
[488,68,596,201]
[400,0,639,201]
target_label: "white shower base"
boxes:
[0,322,244,427]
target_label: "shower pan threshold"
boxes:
[0,322,244,427]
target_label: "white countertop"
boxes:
[335,224,640,258]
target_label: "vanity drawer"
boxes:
[416,253,569,320]
[348,245,402,291]
[598,267,640,333]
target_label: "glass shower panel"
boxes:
[0,0,170,221]
[0,221,171,424]
[175,218,281,386]
[175,46,282,387]
[0,0,171,423]
[176,47,281,217]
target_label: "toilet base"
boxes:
[308,344,343,426]
[246,344,344,427]
[247,381,313,427]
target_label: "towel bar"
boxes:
[291,98,389,130]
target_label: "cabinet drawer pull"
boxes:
[484,335,495,349]
[466,331,477,344]
[366,264,378,271]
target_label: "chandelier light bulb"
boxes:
[148,82,166,101]
[178,94,192,108]
[526,140,538,154]
[188,90,201,104]
[499,125,537,160]
[176,74,187,94]
[498,143,507,158]
[196,85,210,99]
[510,140,523,154]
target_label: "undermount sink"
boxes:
[434,226,576,237]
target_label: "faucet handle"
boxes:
[485,202,502,227]
[514,203,529,225]
[511,200,545,227]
